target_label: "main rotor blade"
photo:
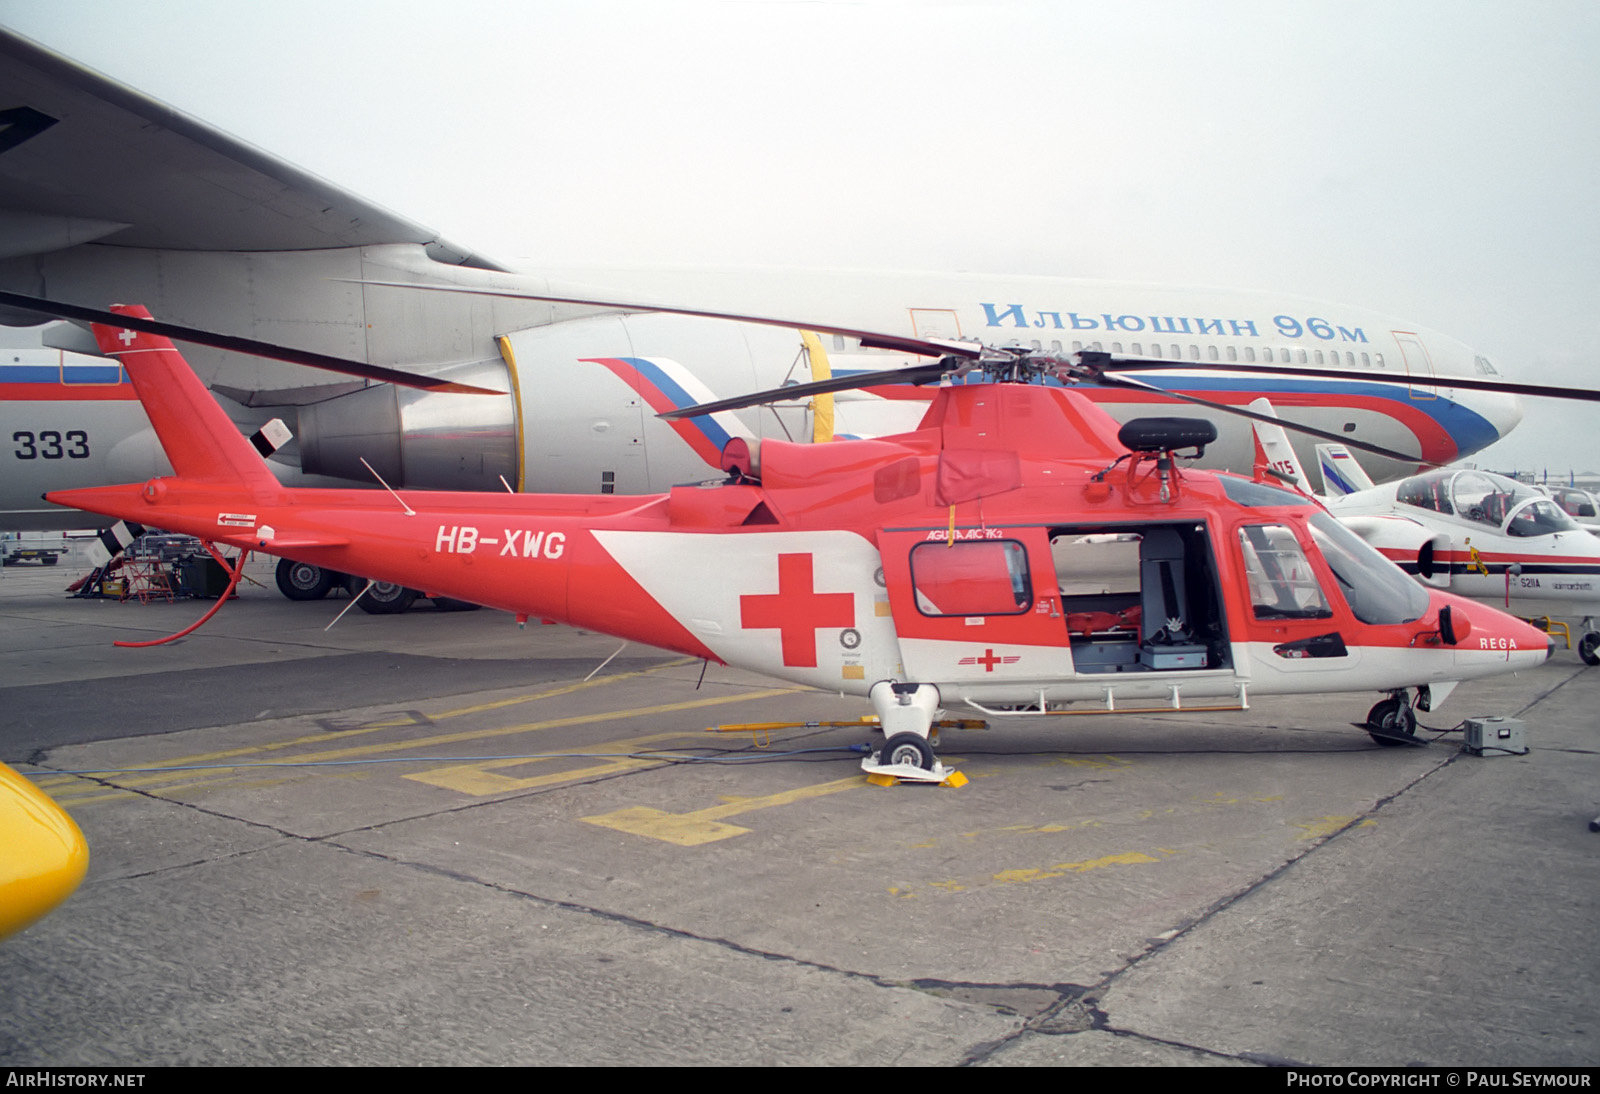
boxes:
[1082,352,1600,406]
[1095,371,1430,465]
[343,278,985,361]
[0,291,507,395]
[656,360,957,420]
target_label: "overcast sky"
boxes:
[3,0,1597,473]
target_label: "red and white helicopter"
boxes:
[1251,408,1600,665]
[40,303,1563,782]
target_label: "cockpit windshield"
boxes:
[1307,512,1430,624]
[1506,498,1580,537]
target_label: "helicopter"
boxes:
[39,303,1561,782]
[1248,406,1600,666]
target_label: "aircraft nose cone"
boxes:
[1547,634,1557,662]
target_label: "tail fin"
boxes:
[1314,444,1376,497]
[91,305,285,494]
[581,354,755,469]
[1247,397,1314,496]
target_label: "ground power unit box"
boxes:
[1463,717,1527,756]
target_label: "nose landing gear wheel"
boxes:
[1366,697,1420,747]
[881,732,936,771]
[1579,632,1600,666]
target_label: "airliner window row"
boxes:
[1048,339,1384,369]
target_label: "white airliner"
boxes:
[0,26,1526,539]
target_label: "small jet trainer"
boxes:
[46,306,1555,778]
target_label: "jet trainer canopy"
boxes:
[1395,469,1581,537]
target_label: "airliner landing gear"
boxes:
[275,559,335,601]
[862,681,962,785]
[1365,691,1422,747]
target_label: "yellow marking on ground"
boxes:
[889,848,1168,899]
[1292,816,1376,840]
[406,731,691,795]
[45,789,137,805]
[1198,790,1288,807]
[425,659,697,720]
[57,683,799,803]
[91,689,796,787]
[1048,756,1133,770]
[59,660,701,785]
[990,851,1161,886]
[581,774,865,845]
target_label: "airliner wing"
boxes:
[0,27,504,268]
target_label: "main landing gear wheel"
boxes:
[1365,697,1420,747]
[1579,632,1600,666]
[275,559,335,601]
[880,732,936,772]
[355,581,419,615]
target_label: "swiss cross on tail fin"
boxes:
[89,305,287,496]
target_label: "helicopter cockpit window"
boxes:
[1238,524,1332,620]
[1505,498,1580,537]
[1307,512,1429,624]
[910,540,1031,617]
[1219,476,1315,508]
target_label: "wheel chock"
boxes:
[860,753,966,787]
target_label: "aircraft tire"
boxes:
[1365,698,1418,747]
[1579,633,1600,666]
[355,581,419,615]
[275,559,335,601]
[881,732,936,771]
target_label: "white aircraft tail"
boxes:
[1247,398,1313,496]
[1314,444,1376,496]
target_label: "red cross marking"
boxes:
[976,648,1002,672]
[740,553,854,667]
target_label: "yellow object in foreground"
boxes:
[0,763,88,938]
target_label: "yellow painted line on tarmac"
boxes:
[50,687,801,803]
[1292,815,1376,840]
[62,658,700,781]
[582,774,866,845]
[425,658,698,720]
[990,851,1161,885]
[890,849,1169,898]
[408,730,696,795]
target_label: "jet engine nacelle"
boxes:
[293,312,813,496]
[295,359,517,492]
